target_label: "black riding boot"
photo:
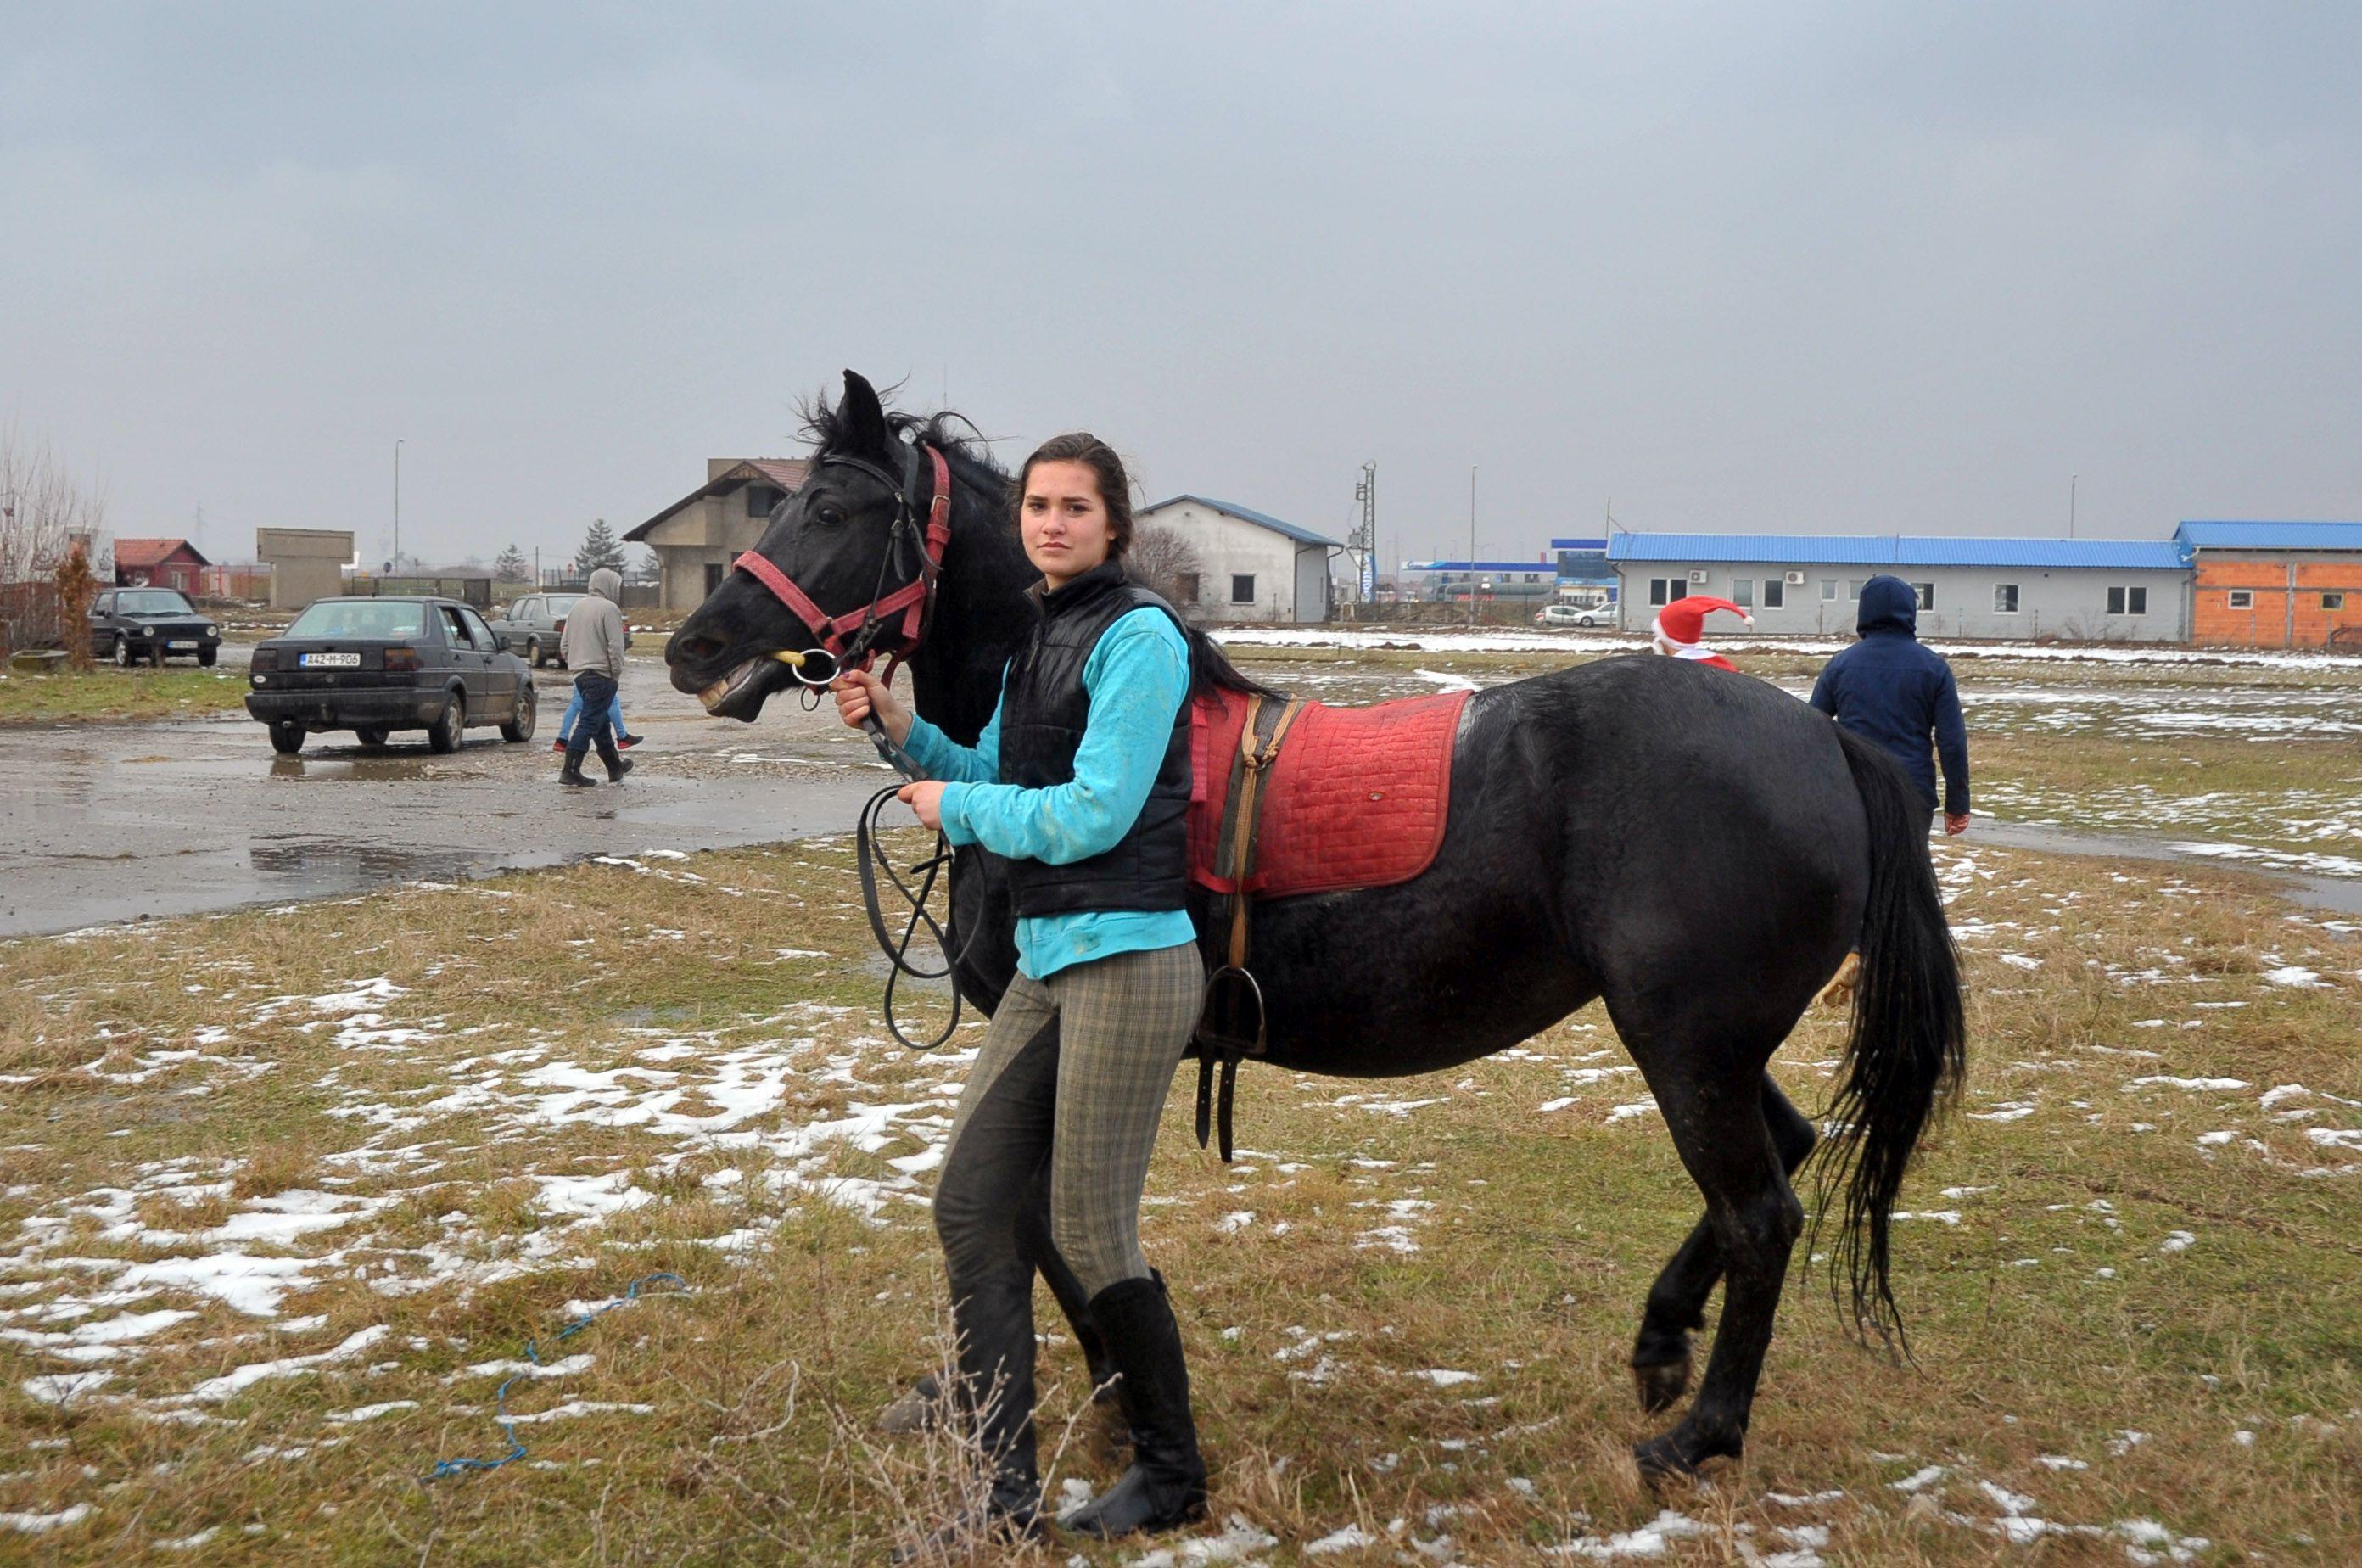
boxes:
[596,735,631,783]
[1062,1275,1207,1538]
[893,1278,1044,1564]
[559,742,595,788]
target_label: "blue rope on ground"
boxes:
[424,1271,688,1481]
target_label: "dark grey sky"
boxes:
[5,3,2357,569]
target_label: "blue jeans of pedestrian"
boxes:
[565,671,622,773]
[557,686,628,745]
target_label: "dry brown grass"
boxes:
[0,826,2356,1561]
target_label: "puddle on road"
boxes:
[247,837,504,885]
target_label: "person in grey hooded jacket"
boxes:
[557,567,632,787]
[1808,574,1970,835]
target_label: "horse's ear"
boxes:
[838,370,888,455]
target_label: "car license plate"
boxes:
[299,652,361,669]
[167,641,197,650]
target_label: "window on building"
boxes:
[1912,583,1935,611]
[1524,573,1539,583]
[1175,572,1201,603]
[1762,579,1785,609]
[1821,580,1839,601]
[2107,585,2148,616]
[2326,593,2348,611]
[704,563,725,598]
[745,484,782,518]
[1848,581,1866,600]
[1649,577,1690,606]
[1731,578,1753,608]
[2227,589,2253,609]
[1994,584,2019,613]
[1230,574,1256,605]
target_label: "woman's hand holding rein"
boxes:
[832,670,915,748]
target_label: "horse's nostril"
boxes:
[677,636,723,663]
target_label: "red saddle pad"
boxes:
[1188,686,1469,899]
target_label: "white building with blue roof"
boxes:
[1608,534,2195,642]
[1132,496,1343,624]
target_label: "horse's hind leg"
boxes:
[1630,1077,1816,1413]
[1628,1054,1806,1476]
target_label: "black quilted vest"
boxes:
[998,562,1192,917]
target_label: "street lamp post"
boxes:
[1468,466,1478,628]
[394,440,405,577]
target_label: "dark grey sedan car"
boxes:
[244,596,537,754]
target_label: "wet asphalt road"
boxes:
[0,657,896,937]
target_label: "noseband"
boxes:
[730,440,952,686]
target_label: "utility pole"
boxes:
[2069,473,2078,539]
[394,439,405,577]
[1468,466,1479,628]
[1352,462,1378,607]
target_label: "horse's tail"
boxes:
[1814,726,1967,1349]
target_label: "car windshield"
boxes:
[286,601,428,639]
[116,590,195,614]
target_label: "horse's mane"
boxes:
[799,386,1010,497]
[801,382,1273,702]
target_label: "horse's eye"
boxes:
[815,506,844,525]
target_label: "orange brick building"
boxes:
[2177,521,2362,650]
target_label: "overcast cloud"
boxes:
[3,2,2357,569]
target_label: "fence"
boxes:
[0,581,64,654]
[344,574,496,608]
[535,579,663,609]
[196,565,272,603]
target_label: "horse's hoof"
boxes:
[1631,1357,1690,1414]
[1632,1424,1741,1482]
[876,1375,943,1435]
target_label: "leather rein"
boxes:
[733,441,968,1053]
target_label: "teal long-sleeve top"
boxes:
[900,606,1197,980]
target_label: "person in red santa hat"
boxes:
[1648,595,1752,671]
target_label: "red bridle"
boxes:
[731,443,951,684]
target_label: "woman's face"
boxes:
[1021,460,1114,589]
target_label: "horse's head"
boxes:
[666,370,938,722]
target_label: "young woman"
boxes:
[834,434,1207,1548]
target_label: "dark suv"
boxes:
[244,596,537,754]
[90,587,222,667]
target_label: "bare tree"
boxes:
[1,424,109,647]
[1126,523,1205,617]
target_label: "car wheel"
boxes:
[199,647,217,668]
[500,681,538,743]
[355,725,390,748]
[113,636,134,669]
[269,721,305,755]
[428,692,464,753]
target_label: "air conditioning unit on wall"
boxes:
[1688,569,1708,585]
[1783,571,1806,585]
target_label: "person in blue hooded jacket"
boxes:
[1809,574,1971,836]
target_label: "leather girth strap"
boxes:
[1193,692,1309,1162]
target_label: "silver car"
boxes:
[487,593,585,668]
[1535,602,1615,629]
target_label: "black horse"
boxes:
[666,372,1965,1477]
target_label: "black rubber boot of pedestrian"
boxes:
[893,1278,1043,1564]
[596,736,630,783]
[559,748,595,788]
[1061,1275,1207,1539]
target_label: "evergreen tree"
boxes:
[576,518,626,576]
[492,543,529,581]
